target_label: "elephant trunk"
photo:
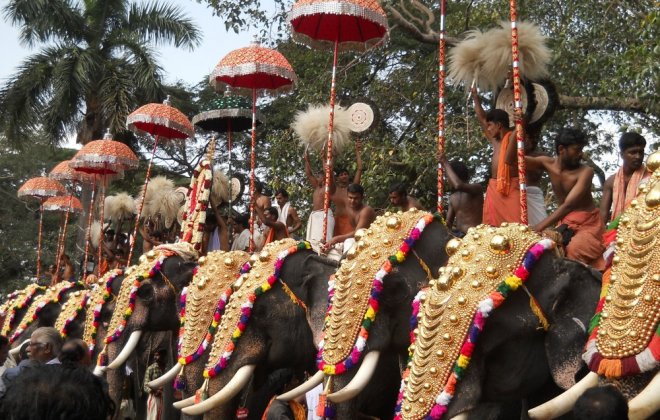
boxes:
[106,330,143,370]
[148,362,182,390]
[628,370,660,420]
[181,364,256,416]
[328,351,380,403]
[528,372,599,419]
[277,370,324,401]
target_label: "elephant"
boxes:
[176,239,340,419]
[0,283,48,339]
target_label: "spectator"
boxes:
[573,385,628,420]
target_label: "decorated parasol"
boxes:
[43,195,83,284]
[288,0,389,241]
[126,96,194,264]
[209,41,297,251]
[193,90,264,239]
[17,177,66,280]
[70,130,138,277]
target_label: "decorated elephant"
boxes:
[0,283,48,339]
[394,223,603,420]
[529,151,660,420]
[173,239,340,419]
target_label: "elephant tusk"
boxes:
[277,370,324,401]
[173,395,196,410]
[328,351,380,403]
[628,370,660,420]
[93,365,107,377]
[148,363,181,390]
[9,339,28,358]
[181,364,256,416]
[528,372,598,419]
[106,330,143,370]
[450,414,468,420]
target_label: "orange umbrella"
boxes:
[210,41,297,251]
[288,0,389,240]
[43,195,82,213]
[70,130,138,276]
[17,177,66,280]
[49,160,95,184]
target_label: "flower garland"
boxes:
[203,241,311,379]
[180,159,212,250]
[1,284,46,336]
[9,281,78,343]
[59,291,90,338]
[317,213,439,376]
[394,238,554,420]
[85,269,123,354]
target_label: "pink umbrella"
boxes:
[210,41,297,251]
[126,96,194,264]
[17,177,66,280]
[288,0,389,240]
[70,130,138,276]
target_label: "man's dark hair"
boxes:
[0,365,115,420]
[59,339,88,366]
[275,188,289,198]
[555,128,588,154]
[0,335,8,349]
[347,183,364,195]
[618,132,646,152]
[388,183,407,196]
[266,206,279,218]
[485,109,510,129]
[335,166,349,176]
[255,180,264,194]
[234,213,250,229]
[449,160,470,182]
[573,385,628,420]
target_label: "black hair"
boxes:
[0,334,8,348]
[234,213,250,229]
[266,206,279,218]
[347,183,364,195]
[0,365,115,420]
[335,166,349,176]
[388,183,407,196]
[618,132,646,152]
[448,160,470,182]
[255,180,264,194]
[275,188,289,198]
[573,385,628,420]
[555,128,588,154]
[485,109,510,129]
[59,339,88,365]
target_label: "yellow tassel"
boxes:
[529,297,550,331]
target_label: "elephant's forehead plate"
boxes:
[55,289,90,333]
[597,172,660,359]
[322,210,431,366]
[401,224,540,420]
[1,283,45,335]
[12,281,75,333]
[179,250,248,358]
[83,269,122,346]
[205,239,298,372]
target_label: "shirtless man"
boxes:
[331,141,363,236]
[525,128,605,270]
[274,188,302,235]
[323,184,376,253]
[388,183,423,211]
[600,132,650,223]
[251,181,271,251]
[304,150,334,244]
[472,87,520,226]
[440,157,483,237]
[255,205,289,244]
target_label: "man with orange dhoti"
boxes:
[472,88,521,226]
[255,206,290,246]
[600,132,650,223]
[526,128,605,271]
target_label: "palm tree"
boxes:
[0,0,201,145]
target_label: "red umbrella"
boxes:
[126,96,194,264]
[288,0,389,240]
[17,177,66,280]
[210,41,297,251]
[70,130,138,276]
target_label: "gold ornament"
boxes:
[646,150,660,172]
[445,238,462,256]
[489,234,511,254]
[55,290,90,334]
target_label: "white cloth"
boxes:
[526,186,548,227]
[276,202,290,225]
[306,383,323,420]
[306,209,334,250]
[208,227,221,252]
[252,222,267,251]
[231,229,251,251]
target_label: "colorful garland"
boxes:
[180,159,212,250]
[86,269,123,354]
[60,291,90,338]
[317,213,439,375]
[203,241,311,379]
[394,238,554,420]
[1,284,46,336]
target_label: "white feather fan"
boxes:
[90,221,102,250]
[291,104,352,154]
[136,176,184,229]
[104,192,136,222]
[211,170,230,205]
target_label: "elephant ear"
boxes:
[136,281,155,305]
[544,259,602,390]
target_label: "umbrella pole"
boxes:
[322,38,339,244]
[510,0,528,225]
[128,135,160,265]
[54,194,75,285]
[437,0,447,214]
[97,176,106,276]
[81,182,97,281]
[36,200,45,281]
[249,88,257,253]
[227,121,233,243]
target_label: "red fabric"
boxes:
[483,178,521,226]
[496,131,514,196]
[561,208,606,271]
[610,165,651,221]
[264,225,289,245]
